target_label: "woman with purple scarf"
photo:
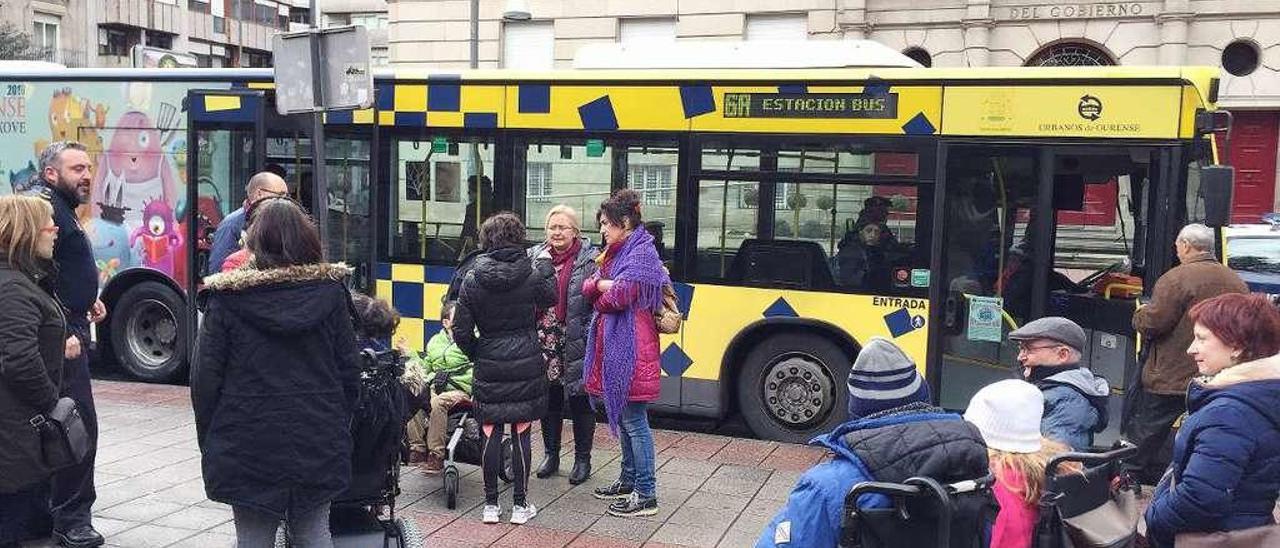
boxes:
[582,189,669,518]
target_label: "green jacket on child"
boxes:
[409,329,474,396]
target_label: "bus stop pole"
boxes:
[310,0,329,244]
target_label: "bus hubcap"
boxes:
[763,355,833,427]
[126,299,177,370]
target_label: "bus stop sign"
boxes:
[272,25,373,115]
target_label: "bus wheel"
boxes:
[737,333,851,444]
[110,281,188,383]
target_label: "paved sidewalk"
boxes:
[22,381,825,548]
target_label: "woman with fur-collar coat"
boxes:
[192,198,360,546]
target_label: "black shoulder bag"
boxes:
[30,397,90,471]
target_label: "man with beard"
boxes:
[32,141,106,548]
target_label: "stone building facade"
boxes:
[388,0,1280,220]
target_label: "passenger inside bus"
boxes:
[833,221,894,291]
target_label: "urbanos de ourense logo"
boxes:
[1078,95,1103,121]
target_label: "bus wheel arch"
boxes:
[724,320,860,443]
[101,270,189,383]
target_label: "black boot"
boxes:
[535,451,559,478]
[568,456,591,485]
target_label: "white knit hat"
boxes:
[964,379,1044,454]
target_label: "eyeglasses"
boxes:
[547,224,576,233]
[1017,343,1064,354]
[258,188,289,199]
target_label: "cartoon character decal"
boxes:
[92,110,179,227]
[8,160,38,194]
[91,183,134,283]
[35,88,108,223]
[129,198,182,277]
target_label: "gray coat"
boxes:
[529,238,598,398]
[1036,366,1110,450]
[0,265,66,494]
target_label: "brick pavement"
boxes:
[20,381,825,548]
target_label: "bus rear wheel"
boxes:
[737,333,851,444]
[110,281,188,383]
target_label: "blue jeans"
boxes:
[617,402,656,498]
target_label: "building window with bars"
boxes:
[527,162,554,203]
[628,164,674,206]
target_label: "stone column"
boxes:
[962,0,994,67]
[839,0,868,40]
[1158,0,1192,65]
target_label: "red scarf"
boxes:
[550,238,581,321]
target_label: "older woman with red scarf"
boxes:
[582,189,668,518]
[528,205,599,485]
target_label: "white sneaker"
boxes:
[510,503,537,525]
[482,504,501,524]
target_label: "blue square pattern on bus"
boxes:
[679,85,715,119]
[901,112,937,135]
[428,82,461,112]
[762,297,798,318]
[884,307,917,338]
[391,281,424,319]
[661,343,693,378]
[518,84,551,113]
[579,96,619,131]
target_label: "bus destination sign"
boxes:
[723,92,899,119]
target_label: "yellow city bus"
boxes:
[0,65,1230,442]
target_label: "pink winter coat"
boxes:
[991,465,1038,548]
[581,267,661,403]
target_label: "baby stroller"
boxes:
[282,348,414,548]
[1034,442,1140,548]
[839,474,998,548]
[429,375,513,509]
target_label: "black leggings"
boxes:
[482,423,532,506]
[542,383,596,458]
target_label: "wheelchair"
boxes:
[839,474,998,548]
[1034,442,1140,548]
[422,376,513,510]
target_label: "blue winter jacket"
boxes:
[1035,366,1110,451]
[1145,354,1280,548]
[755,408,988,548]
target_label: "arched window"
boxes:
[1025,42,1115,67]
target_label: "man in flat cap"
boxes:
[1009,317,1111,450]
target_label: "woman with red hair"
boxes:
[1144,293,1280,547]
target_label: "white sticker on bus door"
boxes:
[967,295,1004,343]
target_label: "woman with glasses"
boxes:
[193,197,360,547]
[528,205,599,485]
[0,195,66,547]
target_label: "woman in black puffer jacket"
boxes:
[193,198,360,548]
[452,212,555,525]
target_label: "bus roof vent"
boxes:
[572,40,922,70]
[0,60,66,71]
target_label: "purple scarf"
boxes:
[583,227,669,435]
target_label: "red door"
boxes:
[1222,111,1279,223]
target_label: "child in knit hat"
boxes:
[965,380,1072,548]
[757,338,989,547]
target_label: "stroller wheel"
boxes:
[498,438,514,483]
[444,466,459,509]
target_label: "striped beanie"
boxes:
[847,337,931,419]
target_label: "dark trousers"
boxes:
[0,482,51,545]
[482,424,531,507]
[49,344,98,531]
[1122,388,1185,485]
[541,383,595,460]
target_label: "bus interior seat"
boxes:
[727,238,834,290]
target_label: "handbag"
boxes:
[29,396,90,471]
[1175,524,1280,548]
[654,283,683,334]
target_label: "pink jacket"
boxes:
[991,466,1038,548]
[581,274,661,403]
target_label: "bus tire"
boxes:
[110,281,188,383]
[736,333,851,444]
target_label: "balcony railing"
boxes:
[39,49,89,68]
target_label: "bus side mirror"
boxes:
[1200,165,1234,227]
